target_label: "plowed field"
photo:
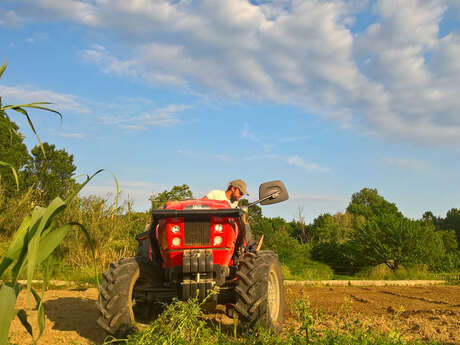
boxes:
[9,284,460,345]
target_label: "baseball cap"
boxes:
[229,179,248,195]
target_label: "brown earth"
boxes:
[8,285,460,345]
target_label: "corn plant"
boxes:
[0,62,108,345]
[0,171,103,345]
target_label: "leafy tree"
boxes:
[440,208,460,244]
[347,188,402,223]
[25,142,78,203]
[0,107,31,195]
[150,184,193,209]
[348,215,444,270]
[422,210,436,225]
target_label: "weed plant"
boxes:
[109,297,440,345]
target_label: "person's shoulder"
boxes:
[207,189,225,197]
[207,189,225,199]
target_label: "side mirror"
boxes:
[259,180,289,205]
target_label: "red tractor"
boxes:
[97,180,288,336]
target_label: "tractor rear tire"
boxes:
[233,250,285,332]
[96,256,163,337]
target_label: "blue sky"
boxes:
[1,0,460,222]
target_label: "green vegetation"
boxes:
[107,296,440,345]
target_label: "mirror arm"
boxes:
[248,191,280,207]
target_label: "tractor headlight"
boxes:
[213,236,223,246]
[172,237,181,246]
[214,224,223,232]
[171,225,181,234]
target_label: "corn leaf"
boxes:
[0,161,19,190]
[16,309,33,338]
[0,63,6,79]
[0,284,17,345]
[1,103,62,120]
[37,298,45,338]
[30,288,41,310]
[26,199,65,293]
[35,224,71,266]
[65,169,104,203]
[10,106,46,159]
[0,215,31,278]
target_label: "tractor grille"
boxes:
[184,220,211,246]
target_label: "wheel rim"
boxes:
[267,267,280,322]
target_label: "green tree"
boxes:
[347,188,402,223]
[348,215,444,270]
[440,208,460,244]
[149,184,193,210]
[25,142,78,203]
[0,108,31,195]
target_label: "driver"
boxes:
[204,179,255,248]
[204,179,248,208]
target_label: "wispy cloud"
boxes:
[244,154,278,161]
[241,122,258,142]
[0,10,24,28]
[382,157,430,171]
[287,155,330,173]
[8,0,460,145]
[177,149,230,162]
[56,132,85,139]
[277,136,310,143]
[0,84,90,114]
[100,104,191,130]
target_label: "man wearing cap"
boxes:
[204,179,248,208]
[204,179,255,248]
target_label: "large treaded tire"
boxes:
[233,250,285,332]
[96,256,163,337]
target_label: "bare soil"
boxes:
[8,285,460,345]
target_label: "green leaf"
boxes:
[1,103,62,121]
[0,62,6,79]
[10,107,46,159]
[36,224,71,266]
[30,288,41,310]
[16,309,33,338]
[0,284,17,345]
[37,299,45,338]
[0,215,31,278]
[65,169,104,203]
[26,198,66,293]
[0,161,19,191]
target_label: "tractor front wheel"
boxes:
[97,256,163,337]
[233,250,285,332]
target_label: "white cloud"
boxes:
[241,122,258,142]
[9,0,460,145]
[100,104,190,130]
[382,157,430,171]
[277,135,310,143]
[287,155,330,173]
[0,84,90,114]
[56,132,85,139]
[0,10,24,28]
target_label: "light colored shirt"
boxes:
[206,189,238,208]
